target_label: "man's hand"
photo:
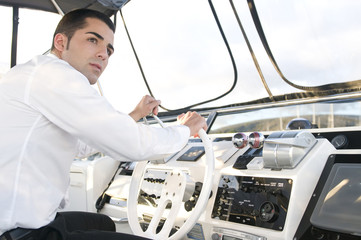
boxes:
[177,111,208,137]
[129,95,161,122]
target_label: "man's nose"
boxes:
[97,46,108,60]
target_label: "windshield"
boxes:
[101,0,361,112]
[209,98,361,134]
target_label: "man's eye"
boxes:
[88,38,98,44]
[107,49,113,57]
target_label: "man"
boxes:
[0,8,207,240]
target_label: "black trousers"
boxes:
[7,212,150,240]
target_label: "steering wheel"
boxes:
[127,129,214,239]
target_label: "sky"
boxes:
[1,0,361,114]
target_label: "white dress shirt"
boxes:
[0,54,190,234]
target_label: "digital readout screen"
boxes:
[177,146,205,161]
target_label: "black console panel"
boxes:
[295,154,361,240]
[212,175,292,231]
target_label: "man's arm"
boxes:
[129,96,207,137]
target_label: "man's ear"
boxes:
[53,33,68,52]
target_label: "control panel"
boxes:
[80,129,336,240]
[212,175,292,231]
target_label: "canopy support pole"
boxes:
[11,6,19,67]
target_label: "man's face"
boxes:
[60,18,114,85]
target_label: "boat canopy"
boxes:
[0,0,126,15]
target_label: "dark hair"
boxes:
[51,9,115,50]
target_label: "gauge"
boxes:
[259,201,278,222]
[286,118,313,130]
[331,134,348,149]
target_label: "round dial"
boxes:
[259,201,278,222]
[331,134,348,149]
[286,118,312,130]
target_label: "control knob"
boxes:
[232,132,248,149]
[259,201,278,222]
[248,132,264,149]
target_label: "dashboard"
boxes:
[65,126,361,240]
